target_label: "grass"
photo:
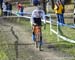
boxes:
[0,28,16,60]
[0,9,1,16]
[0,51,8,60]
[43,23,75,57]
[0,32,9,60]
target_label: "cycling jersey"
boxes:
[31,8,45,26]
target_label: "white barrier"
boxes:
[6,11,75,43]
[48,14,75,43]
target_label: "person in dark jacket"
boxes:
[0,0,3,9]
[0,0,3,15]
[20,5,24,16]
[2,2,7,16]
[9,3,12,15]
[5,2,8,16]
[6,2,12,16]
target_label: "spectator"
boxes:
[54,2,60,23]
[54,1,63,25]
[5,2,9,16]
[60,0,65,24]
[2,2,7,16]
[6,2,12,16]
[9,3,12,15]
[20,5,24,16]
[17,3,22,12]
[0,0,3,15]
[5,2,8,16]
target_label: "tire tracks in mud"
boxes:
[11,26,19,60]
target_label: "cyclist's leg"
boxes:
[32,25,36,41]
[35,25,40,48]
[39,26,43,51]
[35,34,39,48]
[34,25,41,48]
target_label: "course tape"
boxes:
[51,29,75,43]
[48,14,75,43]
[45,14,75,28]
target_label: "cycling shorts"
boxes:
[33,18,41,26]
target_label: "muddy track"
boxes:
[0,17,74,60]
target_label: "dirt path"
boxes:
[12,24,73,60]
[0,17,74,60]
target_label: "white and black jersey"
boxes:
[31,8,45,26]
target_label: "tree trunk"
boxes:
[51,0,54,9]
[40,0,46,14]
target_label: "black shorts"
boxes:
[33,18,41,26]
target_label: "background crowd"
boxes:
[2,1,12,16]
[54,0,65,25]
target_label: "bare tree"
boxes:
[40,0,46,14]
[51,0,54,9]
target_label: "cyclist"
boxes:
[31,6,46,50]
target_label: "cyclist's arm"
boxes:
[41,10,46,24]
[41,10,46,29]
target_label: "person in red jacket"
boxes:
[17,3,22,12]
